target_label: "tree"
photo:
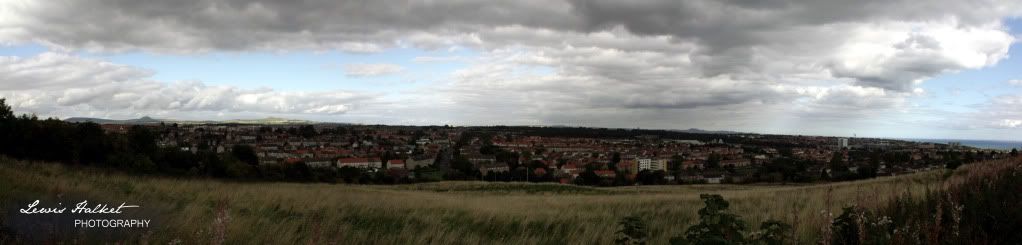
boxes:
[299,125,317,138]
[0,98,13,120]
[856,165,878,178]
[74,122,109,164]
[282,161,313,181]
[159,148,200,173]
[576,167,602,186]
[232,144,259,165]
[636,170,666,185]
[127,125,158,157]
[1012,148,1019,157]
[706,153,722,169]
[669,154,685,177]
[449,155,475,179]
[830,151,844,166]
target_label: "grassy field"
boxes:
[0,158,952,244]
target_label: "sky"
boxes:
[1,1,1022,140]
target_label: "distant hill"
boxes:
[61,117,742,134]
[672,128,745,134]
[63,116,326,125]
[65,116,163,125]
[539,125,748,134]
[216,117,318,125]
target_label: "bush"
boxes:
[669,194,792,245]
[830,206,863,245]
[672,194,748,244]
[751,220,792,245]
[616,215,649,245]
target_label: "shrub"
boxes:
[669,194,792,245]
[751,220,792,245]
[616,215,648,245]
[830,206,862,245]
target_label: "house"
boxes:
[618,160,638,174]
[479,163,509,175]
[560,163,580,175]
[258,158,279,165]
[292,149,313,158]
[337,157,382,169]
[405,156,435,169]
[306,158,334,168]
[387,159,406,169]
[720,158,751,168]
[681,160,704,169]
[678,174,705,183]
[315,148,344,159]
[594,170,617,179]
[704,174,724,184]
[466,153,497,165]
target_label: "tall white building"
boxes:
[837,138,849,149]
[637,158,653,171]
[637,158,667,171]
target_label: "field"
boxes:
[0,158,952,244]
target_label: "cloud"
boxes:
[955,94,1022,129]
[996,119,1022,128]
[0,52,152,90]
[0,0,1020,131]
[342,63,404,77]
[0,53,376,118]
[1009,79,1022,86]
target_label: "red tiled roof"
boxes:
[594,170,616,177]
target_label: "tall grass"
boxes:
[825,157,1022,245]
[0,157,957,244]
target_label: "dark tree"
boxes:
[127,126,158,157]
[706,153,722,169]
[0,98,12,120]
[449,155,475,179]
[232,144,260,165]
[299,125,317,138]
[74,122,109,164]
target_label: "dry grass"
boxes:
[0,159,951,244]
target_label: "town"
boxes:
[95,122,1015,186]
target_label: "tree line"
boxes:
[0,99,350,183]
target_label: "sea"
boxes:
[900,138,1022,150]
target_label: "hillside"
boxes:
[0,156,989,244]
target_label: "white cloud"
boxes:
[0,52,152,90]
[0,53,377,118]
[996,119,1022,128]
[342,63,404,77]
